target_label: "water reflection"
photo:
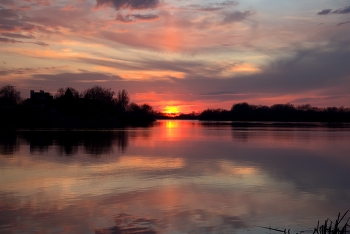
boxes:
[95,214,157,234]
[228,125,350,195]
[0,121,350,233]
[0,130,136,157]
[0,131,19,156]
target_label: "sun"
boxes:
[163,106,180,117]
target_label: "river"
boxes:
[1,120,350,233]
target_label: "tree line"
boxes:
[2,84,350,125]
[198,102,350,122]
[0,85,155,128]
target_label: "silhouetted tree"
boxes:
[128,102,141,112]
[199,108,231,120]
[83,86,114,103]
[54,87,80,99]
[0,85,21,106]
[140,104,153,114]
[116,89,130,112]
[198,102,350,122]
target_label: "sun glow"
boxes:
[163,106,180,117]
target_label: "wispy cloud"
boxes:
[116,13,160,23]
[0,8,18,19]
[316,9,332,15]
[95,0,160,11]
[0,36,49,47]
[0,36,21,43]
[222,10,255,24]
[1,33,35,39]
[337,21,350,26]
[317,6,350,15]
[332,6,350,14]
[185,0,238,12]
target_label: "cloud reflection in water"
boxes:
[0,121,350,233]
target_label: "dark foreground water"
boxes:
[1,120,350,234]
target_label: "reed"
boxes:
[313,211,350,234]
[256,211,350,234]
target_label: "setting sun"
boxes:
[163,106,180,117]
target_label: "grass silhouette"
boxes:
[256,211,349,234]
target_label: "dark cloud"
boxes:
[332,6,350,14]
[1,33,35,39]
[30,39,350,99]
[0,36,48,46]
[0,36,21,43]
[21,0,51,7]
[222,10,254,24]
[78,56,204,74]
[0,0,15,7]
[16,6,94,34]
[186,4,224,12]
[133,14,159,21]
[317,9,332,15]
[186,1,238,11]
[33,41,49,46]
[0,66,69,77]
[7,38,350,106]
[116,13,159,23]
[95,0,159,11]
[0,70,10,76]
[0,8,18,19]
[21,23,37,31]
[0,24,16,32]
[337,21,350,26]
[201,40,350,96]
[317,6,350,15]
[198,91,241,96]
[0,17,38,33]
[31,72,122,86]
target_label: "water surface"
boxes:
[1,120,350,233]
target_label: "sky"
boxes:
[0,0,350,113]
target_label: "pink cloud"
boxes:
[60,4,79,12]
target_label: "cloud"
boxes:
[95,0,160,11]
[0,8,18,19]
[0,0,15,7]
[0,18,38,33]
[1,33,35,39]
[23,0,51,7]
[186,1,238,12]
[132,13,159,21]
[33,41,49,46]
[316,9,332,15]
[60,4,79,12]
[20,39,349,105]
[0,24,16,32]
[332,6,350,14]
[317,6,350,15]
[0,65,69,76]
[222,10,254,24]
[116,13,159,23]
[337,21,350,26]
[0,36,49,46]
[0,36,21,43]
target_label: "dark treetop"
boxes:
[0,85,155,128]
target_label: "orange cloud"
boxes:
[231,63,261,73]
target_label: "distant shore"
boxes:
[156,102,350,123]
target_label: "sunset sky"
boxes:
[0,0,349,113]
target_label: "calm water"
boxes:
[1,120,350,234]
